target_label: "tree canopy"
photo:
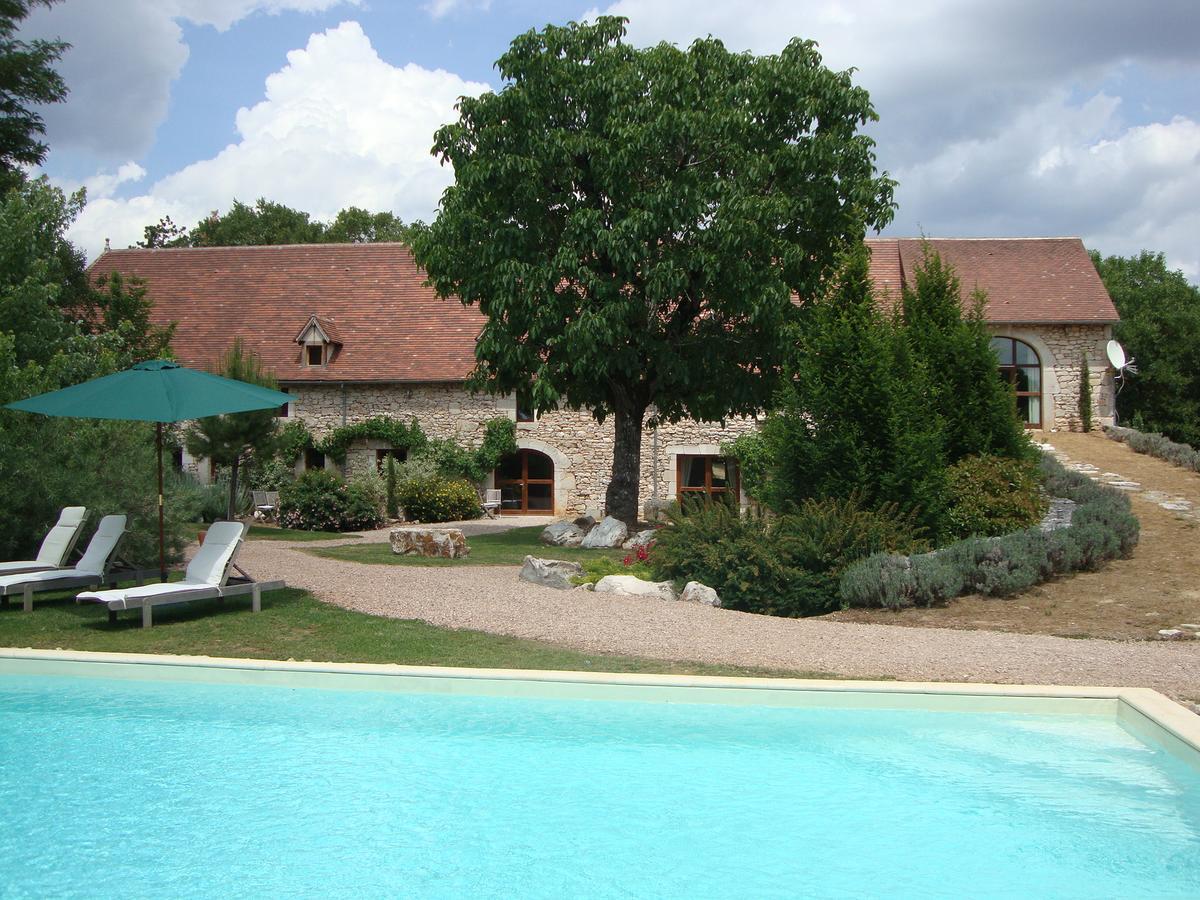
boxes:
[138,200,416,249]
[411,17,895,523]
[1091,250,1200,447]
[0,0,68,192]
[0,178,186,565]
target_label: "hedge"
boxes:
[839,454,1139,609]
[1104,425,1200,473]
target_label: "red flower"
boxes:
[622,554,633,566]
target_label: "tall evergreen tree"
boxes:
[762,247,947,534]
[901,248,1029,463]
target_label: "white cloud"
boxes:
[423,0,491,20]
[21,0,356,162]
[68,21,491,260]
[588,0,1200,277]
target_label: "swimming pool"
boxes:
[2,651,1198,898]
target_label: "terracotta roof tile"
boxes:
[91,238,1117,386]
[886,237,1118,324]
[90,244,484,384]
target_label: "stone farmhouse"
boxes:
[91,237,1119,517]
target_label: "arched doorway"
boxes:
[495,449,555,514]
[991,336,1042,427]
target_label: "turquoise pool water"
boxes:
[1,674,1197,899]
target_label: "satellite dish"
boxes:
[1106,340,1127,370]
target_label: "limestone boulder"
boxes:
[541,522,585,547]
[390,527,469,559]
[622,529,659,551]
[643,498,673,523]
[572,514,597,532]
[581,515,628,549]
[594,575,677,602]
[681,581,721,607]
[519,556,584,590]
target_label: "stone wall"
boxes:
[283,323,1112,515]
[988,324,1115,431]
[285,382,755,515]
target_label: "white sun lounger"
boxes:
[0,506,88,576]
[78,521,282,627]
[0,515,127,612]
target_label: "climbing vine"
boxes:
[273,415,517,483]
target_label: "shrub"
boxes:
[385,455,399,519]
[840,455,1138,608]
[278,469,383,532]
[246,456,294,492]
[653,495,926,617]
[1105,425,1200,473]
[945,454,1047,539]
[397,476,481,523]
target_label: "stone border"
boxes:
[2,648,1197,768]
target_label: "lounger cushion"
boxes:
[34,507,87,566]
[77,582,216,609]
[0,561,55,575]
[74,515,127,575]
[0,568,86,590]
[184,521,245,586]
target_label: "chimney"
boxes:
[103,238,111,252]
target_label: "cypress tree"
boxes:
[1078,352,1093,432]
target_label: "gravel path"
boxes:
[240,527,1200,700]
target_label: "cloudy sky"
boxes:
[21,0,1200,279]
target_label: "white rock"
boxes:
[572,515,597,532]
[594,575,677,601]
[541,522,585,547]
[581,516,629,549]
[573,582,595,592]
[621,529,659,550]
[1178,623,1200,630]
[680,581,721,607]
[1156,629,1189,640]
[519,556,584,590]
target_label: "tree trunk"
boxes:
[227,457,240,522]
[605,407,645,526]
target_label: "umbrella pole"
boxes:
[156,422,166,582]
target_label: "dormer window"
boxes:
[295,315,342,368]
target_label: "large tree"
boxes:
[1091,250,1200,447]
[0,0,68,192]
[411,18,895,523]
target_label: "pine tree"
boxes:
[902,246,1029,462]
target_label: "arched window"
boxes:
[990,337,1042,427]
[494,449,554,513]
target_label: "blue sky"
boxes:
[22,1,1200,279]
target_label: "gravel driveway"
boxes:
[239,523,1200,700]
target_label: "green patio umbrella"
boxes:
[5,359,292,581]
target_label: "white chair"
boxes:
[0,515,127,612]
[0,507,88,576]
[77,521,282,627]
[481,488,502,519]
[252,490,280,519]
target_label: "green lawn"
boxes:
[312,525,623,567]
[246,524,361,542]
[0,586,821,678]
[188,522,359,542]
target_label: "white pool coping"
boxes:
[3,647,1198,768]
